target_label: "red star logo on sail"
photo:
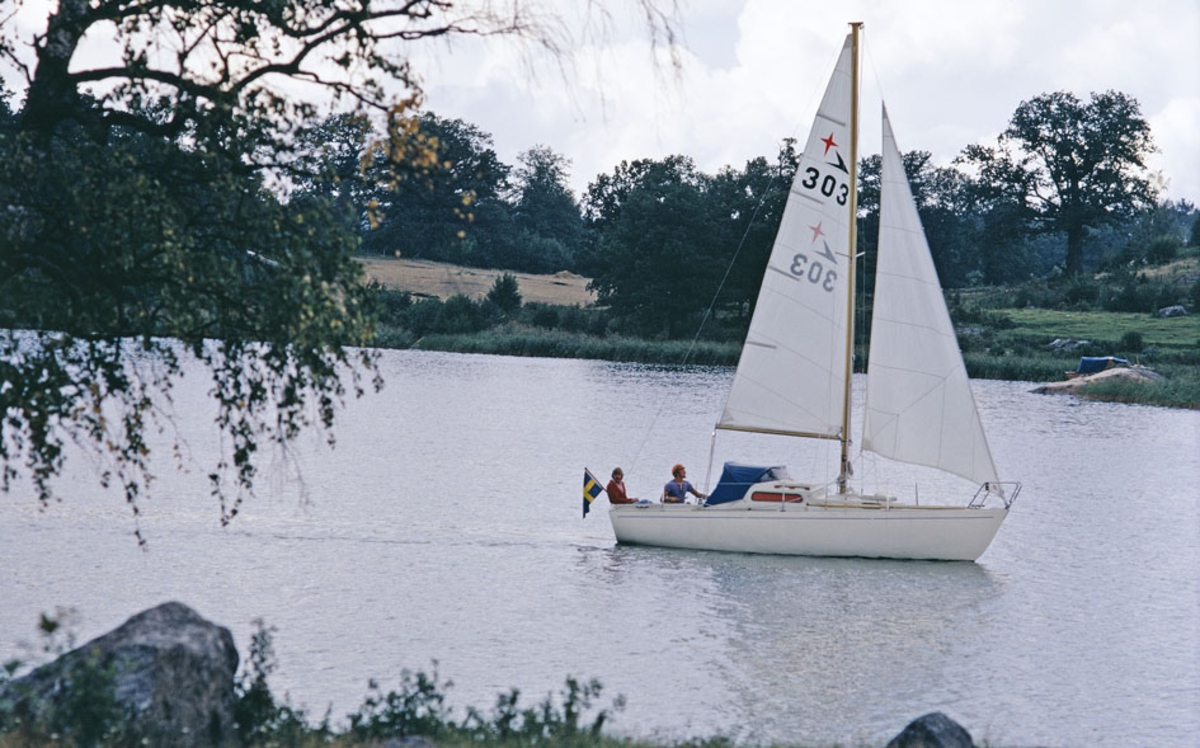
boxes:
[820,132,838,155]
[808,221,825,244]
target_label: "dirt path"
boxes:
[358,257,596,307]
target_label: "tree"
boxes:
[0,0,681,537]
[857,148,1028,288]
[704,140,797,323]
[583,156,723,337]
[362,112,511,265]
[291,113,377,238]
[487,273,523,315]
[506,145,584,273]
[960,90,1158,276]
[0,110,380,533]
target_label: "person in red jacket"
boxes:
[606,467,638,504]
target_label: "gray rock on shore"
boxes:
[886,711,976,748]
[0,601,238,746]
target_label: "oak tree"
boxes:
[959,90,1157,276]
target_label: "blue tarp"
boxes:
[705,462,790,506]
[1076,356,1128,374]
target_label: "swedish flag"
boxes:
[583,468,605,518]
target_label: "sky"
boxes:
[4,0,1197,205]
[409,0,1200,203]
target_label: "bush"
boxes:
[486,273,522,315]
[1062,276,1100,309]
[1120,330,1145,353]
[1145,234,1182,264]
[403,297,444,338]
[376,287,413,326]
[233,620,315,745]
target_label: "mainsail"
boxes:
[717,37,855,439]
[862,107,999,486]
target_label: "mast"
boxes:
[837,21,862,494]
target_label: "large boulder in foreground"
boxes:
[0,601,238,746]
[886,711,976,748]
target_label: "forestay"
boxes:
[861,107,999,487]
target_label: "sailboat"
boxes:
[607,24,1019,562]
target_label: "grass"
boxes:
[399,324,742,366]
[999,308,1200,350]
[381,315,1200,408]
[1072,369,1200,409]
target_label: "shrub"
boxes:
[346,668,454,741]
[1120,330,1145,353]
[1062,276,1100,308]
[0,611,126,747]
[403,297,444,338]
[376,287,413,326]
[523,302,561,330]
[1145,234,1182,264]
[437,294,486,334]
[486,273,523,315]
[552,305,588,334]
[233,620,315,745]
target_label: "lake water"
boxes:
[2,350,1198,746]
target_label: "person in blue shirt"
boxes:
[662,464,706,503]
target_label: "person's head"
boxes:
[672,464,685,479]
[612,467,624,480]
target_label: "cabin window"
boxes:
[751,492,804,503]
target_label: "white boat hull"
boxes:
[608,500,1007,562]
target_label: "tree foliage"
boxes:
[0,0,683,534]
[487,273,524,316]
[581,147,800,340]
[506,145,584,273]
[582,156,719,337]
[960,90,1158,276]
[362,112,511,264]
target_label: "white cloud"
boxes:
[418,0,1199,204]
[6,0,1196,204]
[1150,97,1200,203]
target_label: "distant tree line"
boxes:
[314,91,1195,339]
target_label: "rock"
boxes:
[1048,337,1089,352]
[0,602,238,746]
[1155,305,1188,318]
[1031,364,1165,395]
[886,711,976,748]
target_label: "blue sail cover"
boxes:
[705,462,791,506]
[1076,356,1128,374]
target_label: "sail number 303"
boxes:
[790,254,837,292]
[800,167,849,205]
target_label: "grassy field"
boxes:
[999,308,1200,350]
[358,256,595,306]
